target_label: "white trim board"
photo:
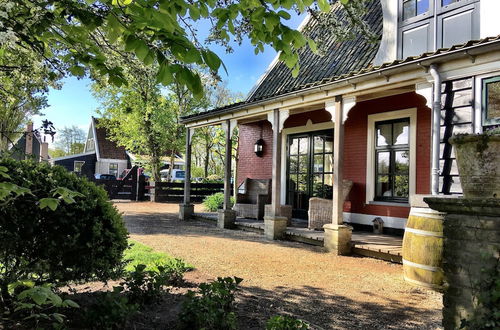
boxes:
[343,212,407,229]
[365,108,417,204]
[52,151,96,161]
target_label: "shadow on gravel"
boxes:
[123,212,325,253]
[236,284,441,330]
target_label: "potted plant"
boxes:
[449,127,500,198]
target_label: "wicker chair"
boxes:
[233,179,272,220]
[308,180,353,230]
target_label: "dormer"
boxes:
[374,0,500,65]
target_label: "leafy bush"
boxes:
[0,159,128,307]
[266,315,310,329]
[83,287,138,329]
[203,192,235,212]
[121,264,172,304]
[12,285,79,329]
[179,277,243,330]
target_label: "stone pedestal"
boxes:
[178,204,194,221]
[264,216,288,240]
[323,224,353,255]
[425,197,500,330]
[217,209,236,229]
[264,205,293,225]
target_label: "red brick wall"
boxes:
[236,121,273,186]
[343,92,431,219]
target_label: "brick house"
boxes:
[179,0,500,252]
[52,117,130,178]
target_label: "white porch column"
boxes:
[179,127,195,220]
[323,96,356,255]
[264,109,289,240]
[218,120,237,228]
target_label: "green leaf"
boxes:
[39,198,59,211]
[69,66,85,77]
[308,38,318,53]
[318,0,331,12]
[189,5,200,20]
[134,41,150,62]
[157,63,173,85]
[63,299,80,308]
[202,50,222,71]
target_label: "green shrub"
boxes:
[266,315,310,329]
[0,159,128,307]
[83,287,138,329]
[179,277,242,330]
[121,264,172,304]
[203,192,235,212]
[12,285,79,329]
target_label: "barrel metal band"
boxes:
[403,275,443,289]
[403,258,442,272]
[404,227,443,238]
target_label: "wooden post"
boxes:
[271,109,282,216]
[223,120,232,210]
[332,96,344,225]
[183,127,192,205]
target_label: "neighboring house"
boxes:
[53,117,130,178]
[9,123,49,162]
[180,0,500,232]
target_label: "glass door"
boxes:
[286,130,334,219]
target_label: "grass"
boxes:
[123,239,193,272]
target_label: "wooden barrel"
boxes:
[402,197,445,291]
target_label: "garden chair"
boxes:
[308,180,353,230]
[233,178,271,220]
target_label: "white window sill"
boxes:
[368,201,410,208]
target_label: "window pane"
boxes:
[403,0,416,20]
[395,151,410,173]
[377,152,390,174]
[289,156,298,173]
[486,80,500,120]
[324,136,333,153]
[290,138,299,155]
[324,154,333,173]
[416,0,429,15]
[376,123,392,146]
[377,175,391,198]
[324,173,333,186]
[393,121,409,145]
[442,0,458,6]
[299,155,308,173]
[313,155,323,173]
[299,138,308,155]
[313,136,324,153]
[394,175,409,198]
[312,174,324,197]
[298,174,308,192]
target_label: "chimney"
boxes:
[41,142,49,162]
[25,122,34,159]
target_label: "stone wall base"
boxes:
[218,209,236,229]
[264,205,293,225]
[264,216,288,240]
[179,204,194,221]
[323,224,353,255]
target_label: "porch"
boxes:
[192,212,403,263]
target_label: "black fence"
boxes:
[92,166,148,201]
[150,182,231,203]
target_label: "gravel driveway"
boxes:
[116,201,443,330]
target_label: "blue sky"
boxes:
[34,12,306,143]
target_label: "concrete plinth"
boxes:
[217,209,236,229]
[264,205,293,225]
[264,216,288,240]
[178,204,194,221]
[323,224,353,255]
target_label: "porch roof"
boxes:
[181,35,500,125]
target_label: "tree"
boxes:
[54,125,86,154]
[2,0,373,100]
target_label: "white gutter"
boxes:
[429,64,442,195]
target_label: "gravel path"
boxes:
[116,201,443,330]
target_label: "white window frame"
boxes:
[108,163,119,176]
[474,71,500,132]
[366,108,417,205]
[74,161,85,173]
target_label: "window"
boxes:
[74,161,85,174]
[482,76,500,126]
[109,163,118,176]
[403,0,430,20]
[374,119,410,202]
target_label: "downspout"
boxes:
[429,64,441,195]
